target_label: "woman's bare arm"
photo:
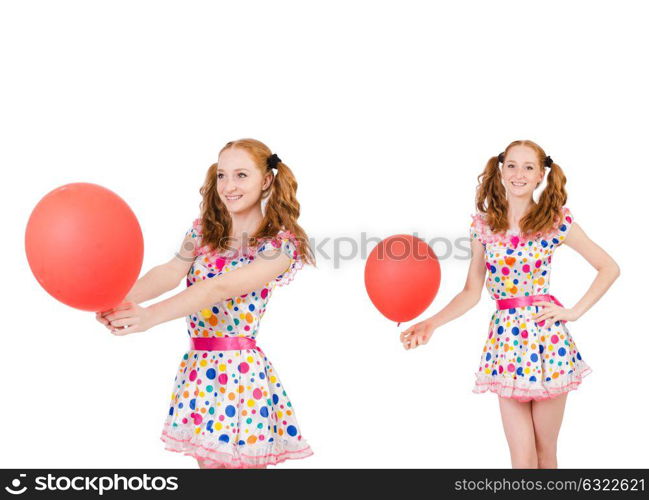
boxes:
[561,222,621,319]
[400,237,486,349]
[145,247,292,328]
[429,236,487,329]
[123,232,196,304]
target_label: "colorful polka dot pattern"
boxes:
[160,219,312,468]
[468,206,592,401]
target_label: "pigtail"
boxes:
[535,159,568,229]
[475,155,509,234]
[197,162,233,253]
[261,160,316,266]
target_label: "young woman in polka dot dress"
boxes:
[97,138,315,469]
[400,140,620,468]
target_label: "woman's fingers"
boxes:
[109,317,137,328]
[104,308,136,322]
[96,312,110,326]
[402,323,431,350]
[400,326,418,342]
[101,302,132,317]
[403,333,414,349]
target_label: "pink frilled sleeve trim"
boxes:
[470,206,572,247]
[268,229,304,287]
[189,218,212,257]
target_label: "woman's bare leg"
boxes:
[498,396,537,468]
[531,393,568,469]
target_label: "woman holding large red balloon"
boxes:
[29,138,316,469]
[399,140,619,469]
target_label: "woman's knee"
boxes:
[535,442,557,467]
[511,447,538,468]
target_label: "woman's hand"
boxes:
[532,301,580,324]
[100,301,157,336]
[400,318,436,350]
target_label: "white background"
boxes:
[1,0,646,468]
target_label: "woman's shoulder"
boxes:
[186,217,221,257]
[550,206,575,245]
[544,206,574,236]
[469,211,487,227]
[559,205,574,224]
[469,211,495,245]
[184,217,203,254]
[261,227,304,287]
[257,227,301,254]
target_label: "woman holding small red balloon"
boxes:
[399,140,620,469]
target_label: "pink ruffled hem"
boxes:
[160,423,313,469]
[470,206,571,246]
[472,363,592,402]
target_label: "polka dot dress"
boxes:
[469,206,592,402]
[160,218,313,468]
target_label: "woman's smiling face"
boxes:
[216,147,272,215]
[501,145,545,198]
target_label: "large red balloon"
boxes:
[25,183,144,312]
[364,234,441,323]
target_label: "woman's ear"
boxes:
[262,171,274,191]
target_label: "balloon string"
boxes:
[397,322,401,327]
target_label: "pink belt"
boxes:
[495,294,566,323]
[190,337,260,351]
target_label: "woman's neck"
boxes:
[507,199,537,232]
[229,206,264,246]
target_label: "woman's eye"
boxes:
[238,173,247,178]
[217,173,224,179]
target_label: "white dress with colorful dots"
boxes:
[159,219,313,468]
[469,206,592,401]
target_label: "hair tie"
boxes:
[544,155,553,168]
[267,153,281,170]
[497,152,504,163]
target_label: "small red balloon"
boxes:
[364,234,441,323]
[25,183,144,312]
